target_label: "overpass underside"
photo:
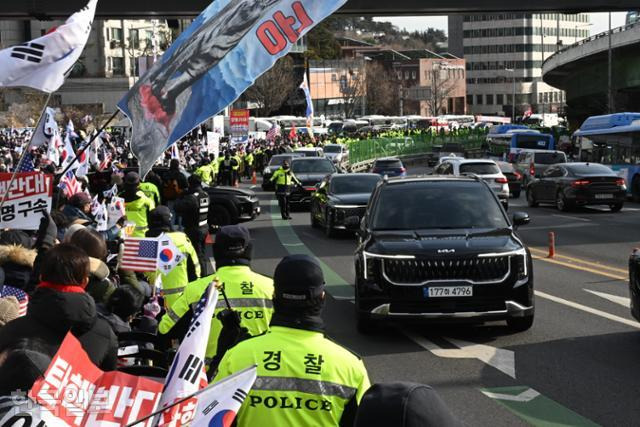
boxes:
[0,0,635,19]
[545,44,640,128]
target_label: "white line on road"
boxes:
[404,331,516,378]
[584,289,631,308]
[535,290,640,329]
[551,214,591,222]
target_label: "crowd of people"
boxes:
[0,119,463,426]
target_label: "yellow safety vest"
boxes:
[214,326,370,426]
[139,182,161,206]
[124,191,155,238]
[159,266,274,362]
[270,169,299,187]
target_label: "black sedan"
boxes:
[310,173,382,237]
[497,161,523,198]
[526,163,626,212]
[288,157,338,208]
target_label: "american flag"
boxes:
[15,151,35,172]
[121,237,159,272]
[0,285,29,316]
[58,169,80,198]
[266,123,280,142]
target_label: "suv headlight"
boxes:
[514,248,528,280]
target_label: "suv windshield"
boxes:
[459,163,500,175]
[375,160,403,169]
[269,156,290,166]
[324,145,342,153]
[534,152,567,164]
[371,181,508,230]
[331,176,381,194]
[292,159,336,174]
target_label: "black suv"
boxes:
[350,176,534,333]
[289,157,337,208]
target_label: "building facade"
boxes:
[449,13,591,119]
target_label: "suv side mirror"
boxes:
[512,211,530,227]
[344,216,360,231]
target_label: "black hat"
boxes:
[214,225,251,265]
[274,255,324,302]
[124,171,140,186]
[148,206,172,229]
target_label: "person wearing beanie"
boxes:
[144,206,200,308]
[214,254,370,427]
[62,192,93,225]
[175,173,211,273]
[120,171,155,238]
[0,244,117,371]
[0,296,20,327]
[159,225,273,370]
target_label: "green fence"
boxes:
[347,131,488,164]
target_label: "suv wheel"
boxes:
[526,189,538,207]
[310,204,320,228]
[610,203,623,213]
[507,315,534,332]
[210,205,232,226]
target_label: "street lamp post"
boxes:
[607,12,614,113]
[505,68,515,123]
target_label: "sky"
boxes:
[376,12,628,37]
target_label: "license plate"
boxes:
[424,286,473,298]
[595,194,613,199]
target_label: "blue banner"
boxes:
[118,0,347,177]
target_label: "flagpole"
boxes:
[125,365,257,427]
[0,92,53,211]
[59,109,119,177]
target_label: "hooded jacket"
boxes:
[0,245,37,291]
[354,382,462,427]
[86,257,116,305]
[0,286,118,371]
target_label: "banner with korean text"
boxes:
[29,333,163,427]
[0,172,53,230]
[230,109,250,145]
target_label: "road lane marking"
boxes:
[584,289,631,308]
[481,386,599,427]
[535,290,640,329]
[529,247,628,274]
[532,255,627,281]
[551,214,592,222]
[268,199,353,298]
[404,331,516,378]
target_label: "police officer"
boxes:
[175,174,210,273]
[121,172,155,238]
[139,172,162,207]
[219,152,236,187]
[270,160,300,220]
[158,225,273,369]
[214,254,370,426]
[244,150,254,179]
[194,159,213,186]
[145,206,201,308]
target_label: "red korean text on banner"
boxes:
[0,172,53,230]
[30,332,163,427]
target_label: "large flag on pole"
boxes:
[156,284,219,425]
[0,0,97,93]
[118,0,348,178]
[31,107,58,148]
[300,74,314,122]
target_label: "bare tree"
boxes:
[244,56,297,116]
[365,62,399,115]
[425,66,458,116]
[338,62,366,118]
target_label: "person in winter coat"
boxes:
[0,243,118,371]
[354,382,462,427]
[97,286,144,335]
[61,192,93,225]
[0,231,37,291]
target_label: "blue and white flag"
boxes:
[118,0,347,177]
[300,73,313,120]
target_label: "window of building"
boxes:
[111,57,125,76]
[476,94,483,105]
[110,28,123,42]
[467,94,474,105]
[486,94,494,105]
[497,94,504,105]
[411,71,416,80]
[404,71,410,80]
[129,29,139,49]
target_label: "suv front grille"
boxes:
[383,256,510,285]
[335,207,367,221]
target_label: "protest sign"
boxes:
[0,172,52,230]
[206,132,220,158]
[30,333,163,427]
[230,109,249,145]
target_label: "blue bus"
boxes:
[573,113,640,198]
[486,125,556,159]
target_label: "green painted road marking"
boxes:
[269,200,353,299]
[481,386,599,427]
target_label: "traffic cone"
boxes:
[251,171,257,185]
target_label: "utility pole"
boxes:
[556,13,561,52]
[540,15,546,124]
[607,12,614,113]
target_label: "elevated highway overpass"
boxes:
[0,0,635,19]
[542,22,640,127]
